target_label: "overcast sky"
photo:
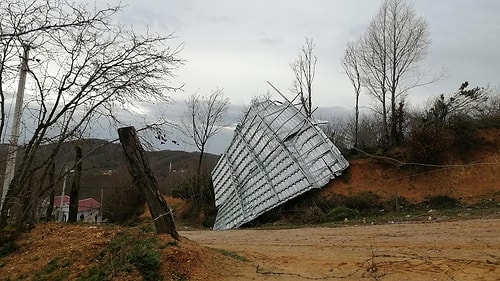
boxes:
[89,0,499,153]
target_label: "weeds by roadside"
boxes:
[244,192,500,228]
[210,248,250,262]
[79,231,165,281]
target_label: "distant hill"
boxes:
[0,139,220,202]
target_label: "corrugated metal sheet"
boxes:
[211,100,349,230]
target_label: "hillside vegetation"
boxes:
[0,140,219,224]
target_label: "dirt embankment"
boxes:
[322,128,500,204]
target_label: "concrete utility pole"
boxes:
[59,168,68,222]
[1,44,30,210]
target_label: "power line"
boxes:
[352,146,500,168]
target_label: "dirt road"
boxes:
[181,218,500,280]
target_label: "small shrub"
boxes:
[344,192,382,215]
[449,115,484,153]
[102,184,145,225]
[139,223,155,233]
[82,232,161,281]
[427,195,460,209]
[300,205,325,224]
[171,173,217,228]
[33,258,71,281]
[0,226,18,257]
[127,238,161,281]
[326,206,359,221]
[407,124,452,164]
[0,240,17,258]
[473,198,498,208]
[382,196,411,213]
[78,267,107,281]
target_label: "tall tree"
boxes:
[358,0,430,145]
[341,40,362,147]
[291,38,317,117]
[180,88,230,174]
[0,0,182,233]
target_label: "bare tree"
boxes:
[0,0,182,233]
[180,88,230,174]
[341,41,362,147]
[319,115,353,154]
[357,0,431,145]
[291,38,317,117]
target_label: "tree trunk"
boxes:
[390,89,397,146]
[46,161,56,221]
[118,126,179,239]
[68,145,83,222]
[355,92,359,148]
[381,92,389,145]
[197,146,205,175]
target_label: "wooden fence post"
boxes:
[118,126,179,239]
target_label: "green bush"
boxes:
[407,124,453,164]
[343,191,382,214]
[300,205,325,224]
[449,115,483,152]
[326,206,359,221]
[102,184,145,225]
[427,195,460,209]
[32,258,71,281]
[0,240,17,258]
[127,238,161,281]
[81,232,162,281]
[0,226,18,258]
[78,267,107,281]
[171,173,217,227]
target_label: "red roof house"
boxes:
[53,195,101,222]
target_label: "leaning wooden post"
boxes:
[118,126,179,240]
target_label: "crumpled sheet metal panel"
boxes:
[212,100,349,230]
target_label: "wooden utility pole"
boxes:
[118,126,179,239]
[1,44,30,210]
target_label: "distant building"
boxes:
[101,169,116,176]
[53,195,101,223]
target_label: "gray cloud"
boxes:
[23,0,496,154]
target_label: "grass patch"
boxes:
[211,248,250,262]
[246,192,500,229]
[326,206,359,221]
[32,257,71,281]
[80,231,168,281]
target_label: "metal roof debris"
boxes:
[211,99,349,230]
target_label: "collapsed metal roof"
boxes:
[211,99,349,230]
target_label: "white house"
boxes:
[53,195,101,223]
